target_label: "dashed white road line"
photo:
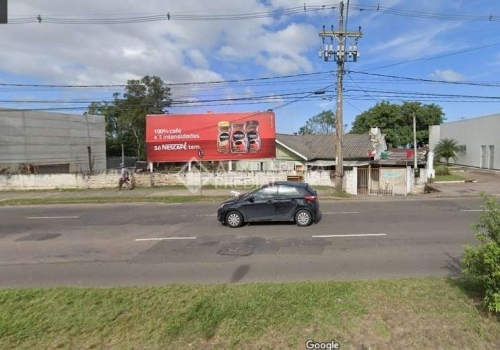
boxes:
[181,214,216,217]
[135,237,197,242]
[321,211,360,215]
[459,209,490,212]
[27,216,79,219]
[312,233,387,238]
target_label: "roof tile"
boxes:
[276,133,374,160]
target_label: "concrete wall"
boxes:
[0,109,106,173]
[429,114,500,170]
[235,159,302,172]
[0,173,87,190]
[343,168,357,195]
[0,168,358,192]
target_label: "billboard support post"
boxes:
[199,158,203,196]
[198,149,204,196]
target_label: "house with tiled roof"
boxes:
[236,127,387,173]
[236,127,422,195]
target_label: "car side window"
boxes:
[278,185,301,199]
[252,186,277,200]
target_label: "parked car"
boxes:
[217,181,320,228]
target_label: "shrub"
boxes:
[435,166,450,176]
[462,193,500,313]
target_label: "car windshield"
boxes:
[241,186,265,199]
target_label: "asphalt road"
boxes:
[0,197,490,287]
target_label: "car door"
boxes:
[275,185,301,221]
[242,186,277,222]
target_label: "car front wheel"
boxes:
[226,211,243,228]
[295,209,312,227]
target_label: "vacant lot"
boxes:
[1,278,499,349]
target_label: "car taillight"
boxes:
[304,195,316,202]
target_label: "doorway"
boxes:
[489,145,495,169]
[481,145,487,168]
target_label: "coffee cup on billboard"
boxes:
[217,121,231,153]
[230,122,248,153]
[246,120,261,153]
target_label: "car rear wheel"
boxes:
[295,209,312,227]
[226,211,243,228]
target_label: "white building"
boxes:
[429,113,500,170]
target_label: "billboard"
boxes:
[146,112,276,162]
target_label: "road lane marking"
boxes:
[321,212,360,215]
[312,233,387,238]
[135,237,197,242]
[181,214,217,217]
[459,210,490,212]
[27,216,79,219]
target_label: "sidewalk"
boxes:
[0,187,237,201]
[426,167,500,197]
[426,182,500,197]
[0,186,469,204]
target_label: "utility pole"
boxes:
[413,113,418,184]
[121,143,125,166]
[318,1,362,192]
[85,113,93,173]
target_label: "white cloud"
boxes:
[431,69,465,82]
[217,22,317,74]
[0,0,318,88]
[260,55,313,74]
[187,50,209,69]
[370,22,462,60]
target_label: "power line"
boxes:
[351,4,500,22]
[7,3,500,25]
[344,99,363,113]
[346,74,379,103]
[365,40,500,71]
[348,70,500,88]
[0,70,335,88]
[7,5,335,25]
[4,81,500,110]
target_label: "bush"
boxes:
[435,166,450,176]
[462,193,500,313]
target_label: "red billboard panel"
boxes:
[146,112,276,162]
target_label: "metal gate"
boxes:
[357,168,369,195]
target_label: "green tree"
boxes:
[434,138,461,166]
[351,101,445,147]
[298,110,335,135]
[87,76,172,160]
[87,96,131,157]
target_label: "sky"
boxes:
[1,0,500,134]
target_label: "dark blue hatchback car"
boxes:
[217,181,320,228]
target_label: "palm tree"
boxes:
[434,138,461,166]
